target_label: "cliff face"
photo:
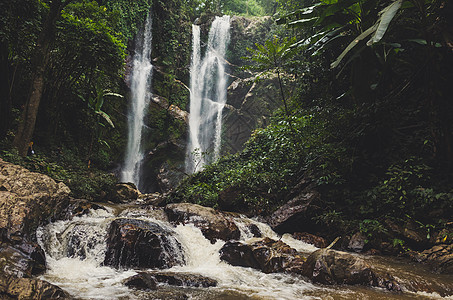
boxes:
[139,15,281,193]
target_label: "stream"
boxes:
[36,205,453,299]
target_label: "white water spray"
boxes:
[121,11,153,188]
[186,16,231,174]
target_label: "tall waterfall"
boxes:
[121,11,153,189]
[186,16,231,174]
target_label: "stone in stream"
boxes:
[0,242,46,278]
[301,248,401,291]
[103,218,184,269]
[110,182,139,203]
[292,232,328,248]
[0,276,70,299]
[413,243,453,274]
[165,203,240,243]
[220,237,306,274]
[124,271,217,290]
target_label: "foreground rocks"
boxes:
[0,159,72,299]
[165,203,240,243]
[413,244,453,274]
[0,276,70,299]
[292,232,328,248]
[0,158,71,241]
[124,271,217,290]
[220,237,306,274]
[302,248,401,291]
[104,218,184,269]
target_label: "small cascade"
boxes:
[186,16,231,174]
[121,11,153,189]
[37,206,453,299]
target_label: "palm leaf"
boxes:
[367,0,403,46]
[331,23,378,68]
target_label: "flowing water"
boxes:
[121,11,153,189]
[37,205,453,300]
[186,16,231,174]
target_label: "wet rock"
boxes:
[0,159,71,241]
[110,183,139,203]
[126,271,217,289]
[124,272,157,291]
[0,242,46,278]
[414,244,453,274]
[385,219,431,250]
[165,203,240,243]
[266,189,322,234]
[220,237,306,274]
[56,198,106,221]
[292,232,328,248]
[302,248,401,291]
[248,224,262,238]
[104,218,184,269]
[348,232,367,253]
[139,192,165,206]
[0,276,70,299]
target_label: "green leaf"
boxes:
[95,110,115,128]
[367,0,403,46]
[331,23,378,68]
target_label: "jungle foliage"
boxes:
[172,0,453,246]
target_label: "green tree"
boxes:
[11,0,126,156]
[13,0,75,156]
[245,37,297,116]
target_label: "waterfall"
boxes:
[186,16,231,174]
[121,11,153,189]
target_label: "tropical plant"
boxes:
[245,37,297,116]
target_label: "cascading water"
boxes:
[186,16,231,174]
[36,206,453,299]
[121,11,153,189]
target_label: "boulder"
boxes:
[0,242,46,278]
[348,232,367,253]
[124,272,157,291]
[385,219,431,250]
[414,244,453,274]
[0,276,70,299]
[104,218,184,269]
[292,232,328,248]
[165,203,240,243]
[110,183,139,203]
[0,159,71,241]
[302,248,401,291]
[220,237,306,274]
[266,190,322,234]
[125,271,217,290]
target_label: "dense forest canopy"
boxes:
[1,0,452,251]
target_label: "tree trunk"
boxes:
[12,0,63,156]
